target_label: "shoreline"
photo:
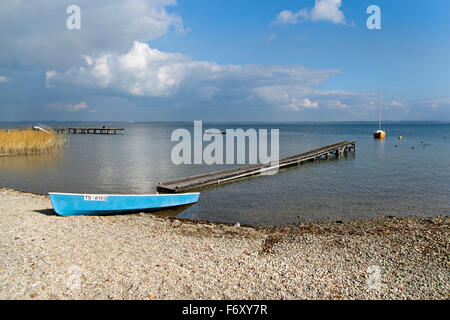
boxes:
[0,188,448,299]
[2,186,447,227]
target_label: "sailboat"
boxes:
[373,94,386,139]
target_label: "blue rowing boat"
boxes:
[48,192,200,216]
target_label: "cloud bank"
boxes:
[0,0,183,68]
[47,41,344,111]
[1,0,446,121]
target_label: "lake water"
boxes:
[1,122,449,225]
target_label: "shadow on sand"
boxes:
[33,208,57,216]
[33,203,195,217]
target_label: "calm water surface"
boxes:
[1,122,449,225]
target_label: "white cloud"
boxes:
[381,99,410,112]
[390,100,404,107]
[311,0,345,24]
[72,102,88,111]
[420,98,450,109]
[326,100,349,109]
[274,0,346,25]
[47,41,342,108]
[0,76,8,82]
[287,98,319,111]
[0,0,183,68]
[274,9,309,25]
[47,101,89,112]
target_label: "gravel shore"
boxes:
[0,188,448,299]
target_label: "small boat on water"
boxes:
[33,125,50,134]
[204,130,226,135]
[49,192,200,216]
[373,94,386,139]
[373,129,386,139]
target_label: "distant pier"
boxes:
[53,127,125,135]
[157,140,356,193]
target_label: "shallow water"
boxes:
[1,122,449,225]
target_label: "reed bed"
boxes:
[0,129,66,156]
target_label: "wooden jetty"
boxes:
[53,127,125,135]
[157,140,356,193]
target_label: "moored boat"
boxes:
[373,129,386,139]
[49,192,200,216]
[373,94,386,139]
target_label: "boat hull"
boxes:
[373,130,386,139]
[49,192,200,216]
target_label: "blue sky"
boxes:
[0,0,449,121]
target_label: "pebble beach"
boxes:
[0,188,448,300]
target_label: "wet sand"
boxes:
[0,188,448,299]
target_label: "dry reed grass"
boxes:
[0,129,65,156]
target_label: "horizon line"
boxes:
[1,120,449,125]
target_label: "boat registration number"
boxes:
[84,195,108,201]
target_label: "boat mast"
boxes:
[378,93,382,130]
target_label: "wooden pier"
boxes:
[157,140,356,193]
[53,127,125,135]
